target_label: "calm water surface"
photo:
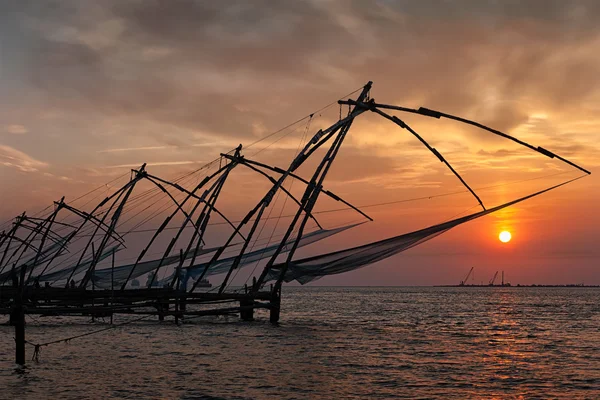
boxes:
[1,287,599,399]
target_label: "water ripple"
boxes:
[1,287,599,399]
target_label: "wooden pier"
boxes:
[1,285,277,318]
[1,281,280,365]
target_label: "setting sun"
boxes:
[499,231,512,243]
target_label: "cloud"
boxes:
[103,160,203,169]
[43,172,73,181]
[0,144,48,172]
[8,0,599,148]
[477,149,530,159]
[97,145,177,153]
[0,0,597,189]
[4,125,28,134]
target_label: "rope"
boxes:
[242,86,363,152]
[23,314,153,362]
[114,169,576,235]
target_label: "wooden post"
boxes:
[174,250,182,325]
[14,266,26,365]
[14,302,25,365]
[269,286,281,324]
[91,243,96,322]
[240,298,254,321]
[110,249,115,325]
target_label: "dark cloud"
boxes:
[5,0,598,140]
[1,0,598,175]
[385,0,600,23]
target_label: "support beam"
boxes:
[269,285,281,324]
[339,99,591,175]
[144,171,246,241]
[370,106,485,210]
[121,161,234,290]
[14,265,27,365]
[222,155,373,222]
[256,82,373,292]
[80,164,147,288]
[0,214,26,276]
[239,298,254,321]
[26,198,64,284]
[234,159,323,229]
[67,181,132,286]
[184,159,238,291]
[218,82,373,295]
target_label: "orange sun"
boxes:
[499,231,512,243]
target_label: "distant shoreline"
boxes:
[286,285,600,288]
[435,284,600,288]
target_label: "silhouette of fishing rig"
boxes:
[0,82,590,364]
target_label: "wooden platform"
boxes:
[0,285,277,320]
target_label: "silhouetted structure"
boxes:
[0,81,590,364]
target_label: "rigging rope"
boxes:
[109,169,576,235]
[23,314,153,362]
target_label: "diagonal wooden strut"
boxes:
[213,82,374,294]
[120,160,235,290]
[369,106,485,210]
[255,82,373,293]
[221,154,373,222]
[339,99,591,176]
[231,159,323,230]
[80,165,147,288]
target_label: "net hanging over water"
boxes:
[265,178,581,284]
[88,223,359,288]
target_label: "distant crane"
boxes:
[459,267,474,286]
[489,271,499,286]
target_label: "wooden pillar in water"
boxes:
[91,242,95,323]
[269,286,281,324]
[14,267,26,365]
[174,295,180,326]
[240,298,254,321]
[110,249,115,325]
[158,301,165,321]
[14,303,25,365]
[174,249,182,325]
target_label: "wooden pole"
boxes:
[269,285,280,324]
[26,199,63,284]
[14,266,26,365]
[14,302,25,365]
[255,82,372,291]
[110,249,115,325]
[174,249,183,325]
[91,243,95,322]
[240,297,254,321]
[120,163,232,290]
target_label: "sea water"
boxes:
[1,287,598,399]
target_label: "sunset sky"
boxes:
[1,1,598,285]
